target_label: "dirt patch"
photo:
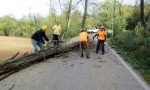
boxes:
[0,36,32,60]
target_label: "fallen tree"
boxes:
[0,39,79,80]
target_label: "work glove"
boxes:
[44,44,47,47]
[93,37,94,40]
[47,41,51,45]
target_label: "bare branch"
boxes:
[71,0,82,10]
[59,0,63,11]
[89,2,97,6]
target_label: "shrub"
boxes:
[135,22,144,37]
[110,27,150,83]
[110,31,137,52]
[132,47,150,69]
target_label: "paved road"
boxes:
[0,43,149,90]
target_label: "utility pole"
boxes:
[112,0,116,37]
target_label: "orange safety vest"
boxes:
[97,30,106,40]
[79,32,89,48]
[79,32,88,41]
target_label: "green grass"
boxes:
[108,36,150,84]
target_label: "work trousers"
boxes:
[80,41,89,58]
[53,34,59,46]
[31,39,43,52]
[96,40,105,54]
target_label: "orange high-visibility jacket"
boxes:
[79,32,88,41]
[97,30,106,40]
[79,31,89,48]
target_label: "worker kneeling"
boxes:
[31,25,49,52]
[79,28,89,59]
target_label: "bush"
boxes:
[110,28,150,83]
[126,11,140,30]
[132,47,150,69]
[63,30,80,39]
[135,22,144,37]
[146,23,150,32]
[113,17,126,36]
[110,31,137,52]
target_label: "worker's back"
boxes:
[53,25,61,35]
[79,31,88,42]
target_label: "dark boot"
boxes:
[81,50,83,57]
[86,49,90,59]
[81,54,83,57]
[86,55,90,59]
[96,40,100,54]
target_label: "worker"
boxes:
[93,25,106,55]
[31,25,49,52]
[52,22,61,46]
[79,28,89,58]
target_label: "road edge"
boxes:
[107,45,150,90]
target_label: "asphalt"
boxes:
[0,43,149,90]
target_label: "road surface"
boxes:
[0,38,149,90]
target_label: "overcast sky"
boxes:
[0,0,136,19]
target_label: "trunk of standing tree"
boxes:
[49,0,57,23]
[66,0,72,35]
[112,0,116,37]
[119,0,123,16]
[140,0,144,25]
[81,0,88,28]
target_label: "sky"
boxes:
[0,0,136,19]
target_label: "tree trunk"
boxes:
[112,0,116,37]
[3,28,9,36]
[119,0,123,16]
[81,0,88,28]
[0,40,79,80]
[66,0,72,35]
[140,0,144,25]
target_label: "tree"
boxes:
[0,16,17,36]
[66,0,72,35]
[81,0,88,28]
[112,0,116,37]
[140,0,144,25]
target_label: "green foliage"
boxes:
[132,47,150,69]
[86,17,97,28]
[64,28,80,39]
[0,12,82,39]
[146,23,150,32]
[114,17,126,36]
[143,71,150,83]
[111,31,137,52]
[0,16,17,36]
[126,11,140,30]
[110,29,150,83]
[135,22,144,37]
[125,4,150,30]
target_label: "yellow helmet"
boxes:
[42,25,48,31]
